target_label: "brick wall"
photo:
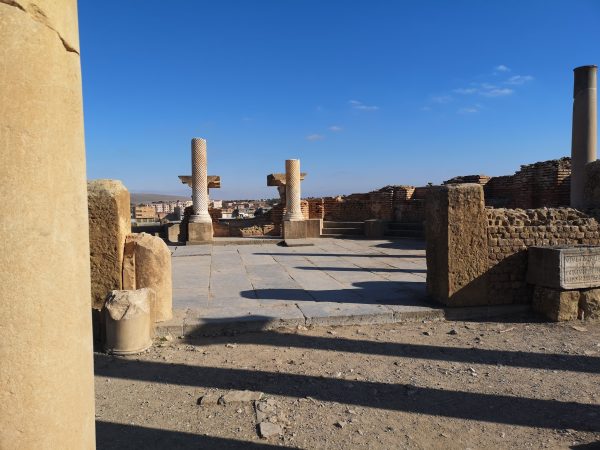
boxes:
[426,183,600,306]
[447,158,572,209]
[486,208,600,304]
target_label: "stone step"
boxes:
[323,221,364,229]
[322,227,364,235]
[387,222,423,231]
[321,233,365,239]
[385,229,425,238]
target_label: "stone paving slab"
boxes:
[158,238,529,336]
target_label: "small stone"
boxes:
[334,421,347,428]
[423,331,432,336]
[327,330,336,335]
[258,422,282,438]
[357,429,364,435]
[226,343,237,348]
[346,409,357,415]
[219,390,263,404]
[297,325,308,331]
[197,392,220,406]
[162,335,173,342]
[572,326,587,332]
[236,408,242,413]
[448,329,458,335]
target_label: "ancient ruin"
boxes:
[2,1,599,446]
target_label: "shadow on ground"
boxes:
[96,421,295,450]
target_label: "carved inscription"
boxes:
[562,253,600,288]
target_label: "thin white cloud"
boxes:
[505,75,534,85]
[431,95,453,104]
[482,87,514,97]
[495,65,511,72]
[329,125,343,132]
[453,87,478,95]
[349,100,379,111]
[458,105,480,114]
[306,134,325,141]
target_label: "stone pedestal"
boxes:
[188,222,214,244]
[532,286,579,321]
[425,184,489,306]
[571,65,597,209]
[364,219,386,239]
[527,245,600,290]
[0,1,96,447]
[283,219,322,239]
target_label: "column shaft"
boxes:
[190,138,212,223]
[284,159,304,221]
[571,65,598,209]
[0,1,95,448]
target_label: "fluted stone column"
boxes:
[571,65,598,209]
[284,159,304,221]
[190,138,212,223]
[0,1,95,448]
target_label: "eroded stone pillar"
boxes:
[284,159,304,221]
[0,1,95,448]
[190,137,212,223]
[571,65,598,209]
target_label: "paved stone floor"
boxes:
[162,238,443,335]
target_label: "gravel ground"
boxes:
[95,317,600,449]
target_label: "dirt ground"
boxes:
[95,316,600,449]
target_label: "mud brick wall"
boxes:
[426,182,600,307]
[392,186,428,223]
[449,158,572,209]
[486,208,600,304]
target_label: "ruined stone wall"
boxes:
[486,208,600,304]
[426,183,600,307]
[446,158,572,209]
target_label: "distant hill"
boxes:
[130,193,190,204]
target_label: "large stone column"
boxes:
[571,65,598,209]
[0,1,95,448]
[190,138,212,223]
[187,138,213,243]
[284,159,304,221]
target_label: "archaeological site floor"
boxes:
[95,319,600,449]
[159,238,525,337]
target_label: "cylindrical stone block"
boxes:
[284,159,304,221]
[0,1,96,448]
[190,137,212,223]
[571,65,598,209]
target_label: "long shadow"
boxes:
[241,281,428,306]
[94,355,600,432]
[183,330,600,375]
[96,421,295,449]
[296,266,426,274]
[254,253,425,258]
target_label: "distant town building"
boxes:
[131,205,156,223]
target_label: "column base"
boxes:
[283,219,322,239]
[187,221,213,244]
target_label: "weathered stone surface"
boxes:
[104,289,153,355]
[123,233,173,322]
[425,184,488,306]
[258,422,283,438]
[188,221,214,243]
[283,218,321,239]
[0,2,95,448]
[580,288,600,321]
[527,245,600,290]
[219,390,263,404]
[88,179,131,310]
[364,219,386,239]
[532,286,579,321]
[584,160,600,209]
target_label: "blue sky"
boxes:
[79,0,599,199]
